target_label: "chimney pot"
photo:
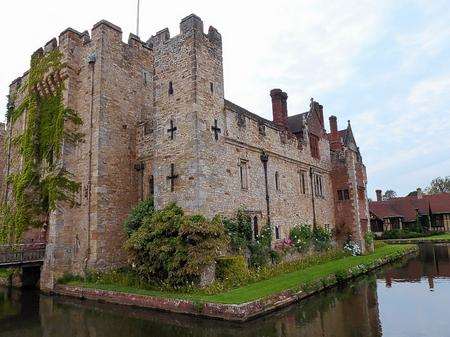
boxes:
[376,189,382,202]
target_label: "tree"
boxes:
[383,190,397,200]
[426,176,450,194]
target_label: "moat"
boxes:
[1,243,450,337]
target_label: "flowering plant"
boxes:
[344,241,361,256]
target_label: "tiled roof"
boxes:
[369,193,450,222]
[287,112,308,134]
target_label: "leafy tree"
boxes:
[124,203,228,287]
[123,198,154,237]
[426,176,450,194]
[383,190,397,200]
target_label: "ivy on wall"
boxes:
[0,49,83,243]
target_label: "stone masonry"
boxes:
[1,14,371,290]
[0,123,5,196]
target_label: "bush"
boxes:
[223,207,252,253]
[312,227,332,251]
[125,203,228,288]
[374,240,387,249]
[364,231,375,246]
[123,198,154,237]
[216,256,249,287]
[289,224,313,253]
[223,209,274,269]
[380,229,441,240]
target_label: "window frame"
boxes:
[239,159,249,190]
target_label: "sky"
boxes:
[0,0,449,199]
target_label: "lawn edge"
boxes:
[52,245,418,322]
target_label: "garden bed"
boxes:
[54,244,417,321]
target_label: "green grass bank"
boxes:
[64,243,416,305]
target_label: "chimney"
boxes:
[417,188,423,199]
[270,89,288,128]
[329,115,338,134]
[376,189,382,202]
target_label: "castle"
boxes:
[1,14,370,290]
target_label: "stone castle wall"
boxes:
[3,14,370,289]
[0,123,5,196]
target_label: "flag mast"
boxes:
[136,0,140,37]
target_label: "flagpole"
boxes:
[136,0,140,37]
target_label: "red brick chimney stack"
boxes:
[329,115,338,135]
[271,89,288,128]
[376,189,382,202]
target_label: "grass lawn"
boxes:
[67,244,415,305]
[386,233,450,242]
[413,233,450,241]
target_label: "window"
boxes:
[253,216,258,240]
[210,82,214,93]
[275,225,280,240]
[313,174,324,197]
[258,122,266,136]
[168,81,174,95]
[239,159,248,190]
[299,171,307,194]
[309,133,320,159]
[338,189,350,201]
[143,121,153,135]
[275,171,280,191]
[148,175,154,198]
[142,70,150,85]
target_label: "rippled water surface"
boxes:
[1,243,450,337]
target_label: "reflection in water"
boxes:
[1,244,450,337]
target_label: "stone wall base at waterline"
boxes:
[52,247,418,322]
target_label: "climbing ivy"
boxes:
[0,49,83,243]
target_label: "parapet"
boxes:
[92,19,122,34]
[147,28,170,47]
[148,14,221,47]
[180,13,204,34]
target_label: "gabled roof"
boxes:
[369,193,450,222]
[287,112,308,134]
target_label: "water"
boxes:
[1,243,450,337]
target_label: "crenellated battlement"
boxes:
[147,13,221,48]
[9,14,221,88]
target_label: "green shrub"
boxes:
[123,198,154,237]
[374,241,387,249]
[312,227,332,251]
[334,269,348,284]
[289,224,312,252]
[380,229,440,240]
[223,207,252,253]
[216,256,249,287]
[223,208,275,269]
[125,203,228,288]
[364,231,375,245]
